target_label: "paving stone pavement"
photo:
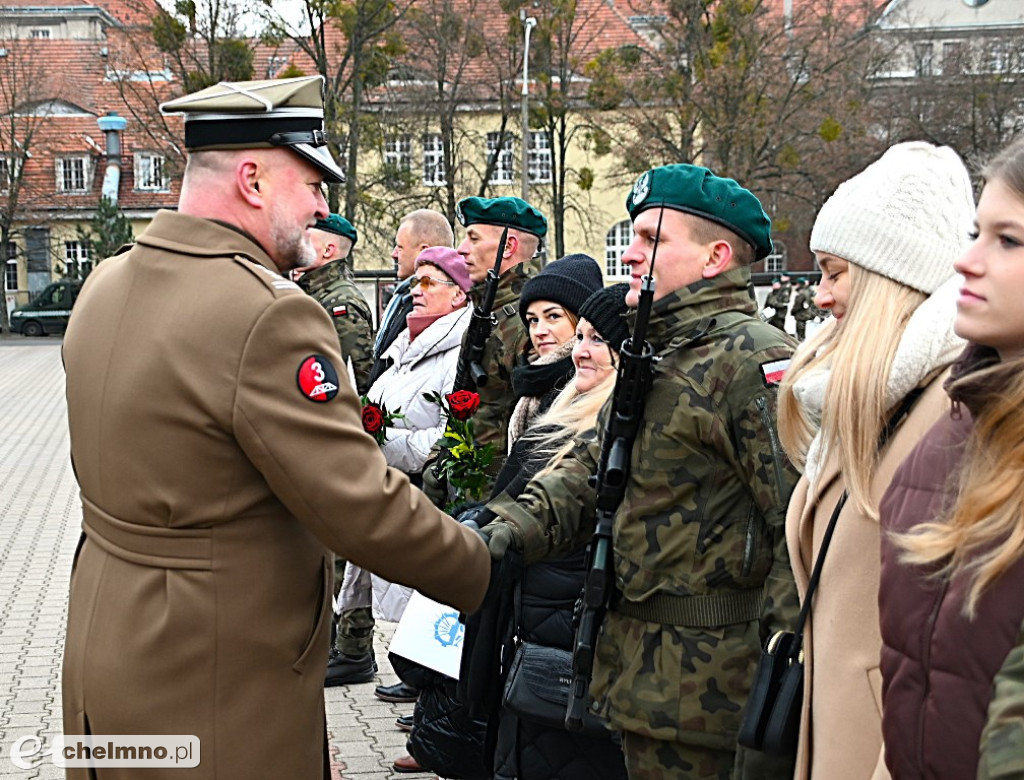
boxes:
[0,338,433,779]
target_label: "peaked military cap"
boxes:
[626,164,773,260]
[314,213,357,245]
[160,76,345,184]
[456,196,547,238]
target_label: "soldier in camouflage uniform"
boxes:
[789,278,816,340]
[423,196,545,502]
[763,279,788,331]
[296,213,378,686]
[298,213,375,395]
[479,165,800,779]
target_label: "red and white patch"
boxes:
[760,359,790,386]
[331,305,348,317]
[297,354,340,402]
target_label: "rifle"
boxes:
[453,226,509,391]
[565,209,662,732]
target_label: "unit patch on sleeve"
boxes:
[331,305,348,317]
[297,354,340,402]
[760,358,790,387]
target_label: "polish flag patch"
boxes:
[760,359,790,386]
[331,305,348,317]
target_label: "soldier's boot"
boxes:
[324,606,377,686]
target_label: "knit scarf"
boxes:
[795,275,965,487]
[507,339,575,452]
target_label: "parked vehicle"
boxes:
[10,280,83,336]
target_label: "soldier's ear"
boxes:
[702,240,734,279]
[237,158,263,208]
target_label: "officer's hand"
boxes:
[421,459,448,508]
[476,521,523,560]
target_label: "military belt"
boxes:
[612,588,764,628]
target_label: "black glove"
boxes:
[457,504,496,532]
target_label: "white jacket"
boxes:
[365,305,471,474]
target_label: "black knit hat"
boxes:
[579,283,631,352]
[519,253,603,325]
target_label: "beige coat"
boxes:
[61,211,490,779]
[787,372,950,780]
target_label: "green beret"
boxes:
[314,213,357,245]
[160,76,344,184]
[455,196,547,239]
[625,164,773,260]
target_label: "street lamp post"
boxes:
[520,10,537,201]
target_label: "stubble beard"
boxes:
[270,206,317,271]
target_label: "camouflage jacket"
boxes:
[791,288,816,322]
[298,260,374,395]
[489,268,800,756]
[451,257,541,480]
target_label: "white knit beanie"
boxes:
[809,141,975,294]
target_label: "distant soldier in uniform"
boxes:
[778,273,793,305]
[790,277,816,340]
[297,213,374,395]
[478,165,801,779]
[423,196,545,501]
[370,209,455,386]
[60,76,490,780]
[763,278,788,331]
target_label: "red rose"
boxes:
[361,403,385,434]
[445,390,480,421]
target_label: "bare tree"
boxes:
[0,36,70,333]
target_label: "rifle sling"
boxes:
[612,587,764,628]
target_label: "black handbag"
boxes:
[738,388,923,757]
[501,642,607,738]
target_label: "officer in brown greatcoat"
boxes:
[60,76,490,780]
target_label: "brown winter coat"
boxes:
[60,211,490,779]
[786,372,950,780]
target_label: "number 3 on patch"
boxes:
[297,354,340,402]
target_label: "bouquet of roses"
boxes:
[359,396,405,446]
[424,389,494,511]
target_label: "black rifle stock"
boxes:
[565,211,662,733]
[453,226,509,391]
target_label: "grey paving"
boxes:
[0,338,432,779]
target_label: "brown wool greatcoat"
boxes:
[785,372,950,780]
[61,211,490,779]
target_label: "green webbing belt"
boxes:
[612,587,764,628]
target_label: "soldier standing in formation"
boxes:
[297,213,375,395]
[763,278,788,331]
[790,277,818,340]
[478,164,800,779]
[60,75,489,780]
[423,196,546,500]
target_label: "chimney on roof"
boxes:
[97,111,127,204]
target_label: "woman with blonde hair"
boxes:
[879,134,1024,779]
[776,141,975,779]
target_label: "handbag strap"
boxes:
[791,386,926,643]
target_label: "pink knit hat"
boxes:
[414,246,472,293]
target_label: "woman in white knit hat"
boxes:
[775,141,976,780]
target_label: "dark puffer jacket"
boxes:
[879,345,1024,779]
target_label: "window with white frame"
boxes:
[0,155,11,192]
[486,132,515,185]
[764,253,784,274]
[422,133,446,187]
[913,42,934,77]
[56,156,89,193]
[30,28,51,39]
[4,243,16,292]
[134,153,169,191]
[604,220,632,279]
[528,131,552,184]
[64,240,91,279]
[942,41,964,75]
[384,135,412,181]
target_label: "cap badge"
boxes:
[632,172,650,206]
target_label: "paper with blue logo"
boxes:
[388,590,464,680]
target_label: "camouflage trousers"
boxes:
[621,731,733,780]
[332,556,374,657]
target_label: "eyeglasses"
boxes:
[411,275,457,291]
